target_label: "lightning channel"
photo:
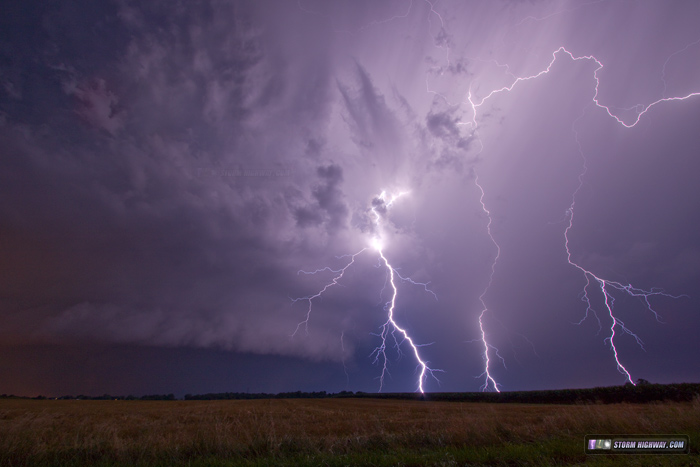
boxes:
[293,2,698,390]
[368,191,441,393]
[472,175,504,392]
[467,46,700,129]
[291,249,366,337]
[563,110,689,384]
[293,190,440,392]
[466,44,696,385]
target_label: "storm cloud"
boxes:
[1,0,699,396]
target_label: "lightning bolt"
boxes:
[564,110,689,384]
[473,175,504,392]
[292,190,440,393]
[293,2,698,390]
[340,330,350,388]
[368,191,441,393]
[467,46,700,128]
[465,44,697,386]
[291,248,366,337]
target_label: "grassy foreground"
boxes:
[0,397,698,466]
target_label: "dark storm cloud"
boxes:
[293,163,349,230]
[1,0,699,396]
[0,0,348,363]
[337,62,401,151]
[426,110,460,139]
[424,100,475,173]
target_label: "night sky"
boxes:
[1,0,699,397]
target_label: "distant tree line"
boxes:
[2,383,698,404]
[0,394,176,401]
[184,390,343,400]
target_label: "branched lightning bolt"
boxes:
[371,246,441,393]
[466,44,697,385]
[467,46,700,129]
[564,111,688,384]
[294,2,698,390]
[472,175,504,392]
[418,5,511,392]
[661,38,700,98]
[394,269,438,301]
[368,191,441,393]
[293,190,440,392]
[291,249,366,336]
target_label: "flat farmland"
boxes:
[0,398,698,466]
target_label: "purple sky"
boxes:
[1,0,699,396]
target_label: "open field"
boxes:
[0,397,698,466]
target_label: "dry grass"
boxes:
[0,397,698,466]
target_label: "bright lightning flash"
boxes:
[465,45,696,386]
[565,122,688,384]
[293,190,440,393]
[293,2,698,391]
[473,176,505,392]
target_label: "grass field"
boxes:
[0,397,698,466]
